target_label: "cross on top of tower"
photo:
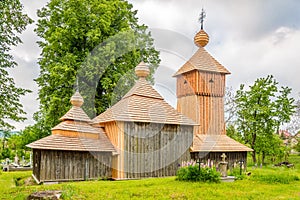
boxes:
[198,8,206,30]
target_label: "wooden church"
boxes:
[28,62,196,182]
[27,14,252,183]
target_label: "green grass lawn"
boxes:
[1,155,300,200]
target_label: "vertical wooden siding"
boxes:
[176,71,226,98]
[176,70,226,136]
[103,121,125,179]
[122,122,193,179]
[177,95,225,135]
[191,152,247,169]
[33,149,41,181]
[36,150,112,182]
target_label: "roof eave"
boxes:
[93,119,197,126]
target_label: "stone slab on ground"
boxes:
[27,190,62,200]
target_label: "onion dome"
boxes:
[70,91,84,107]
[194,29,209,47]
[135,61,150,78]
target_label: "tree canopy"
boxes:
[235,75,295,163]
[32,0,160,138]
[0,0,33,130]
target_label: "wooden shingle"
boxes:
[27,131,116,152]
[173,47,231,76]
[27,91,116,153]
[93,62,196,126]
[191,134,253,152]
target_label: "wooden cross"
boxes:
[221,153,227,162]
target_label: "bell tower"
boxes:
[174,9,230,136]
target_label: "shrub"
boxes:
[176,165,220,183]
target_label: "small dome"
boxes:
[194,29,209,47]
[70,91,84,107]
[135,61,150,78]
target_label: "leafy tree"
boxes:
[226,124,243,143]
[224,87,238,124]
[33,0,160,137]
[235,75,295,164]
[285,97,300,135]
[0,0,33,130]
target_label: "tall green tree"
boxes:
[235,75,295,163]
[33,0,160,137]
[0,0,33,130]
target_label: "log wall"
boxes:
[33,149,112,183]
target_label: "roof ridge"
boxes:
[122,79,163,100]
[93,92,196,125]
[60,106,92,122]
[173,47,230,76]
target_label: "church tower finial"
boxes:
[135,61,150,79]
[194,9,209,47]
[199,8,206,30]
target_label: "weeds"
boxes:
[61,184,76,200]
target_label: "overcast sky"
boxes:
[9,0,300,130]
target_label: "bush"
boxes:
[176,165,220,183]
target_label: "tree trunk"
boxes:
[251,133,257,164]
[262,151,265,165]
[252,150,256,164]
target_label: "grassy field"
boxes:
[1,155,300,200]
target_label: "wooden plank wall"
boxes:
[191,152,247,169]
[38,150,112,182]
[103,121,125,179]
[123,122,193,179]
[176,71,226,98]
[177,95,225,135]
[176,70,226,135]
[33,149,41,181]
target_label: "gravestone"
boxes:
[219,153,228,177]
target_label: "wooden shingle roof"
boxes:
[52,121,99,134]
[123,79,163,100]
[191,134,253,152]
[59,106,92,122]
[27,91,116,153]
[52,91,97,134]
[93,62,196,126]
[174,47,231,76]
[27,131,116,152]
